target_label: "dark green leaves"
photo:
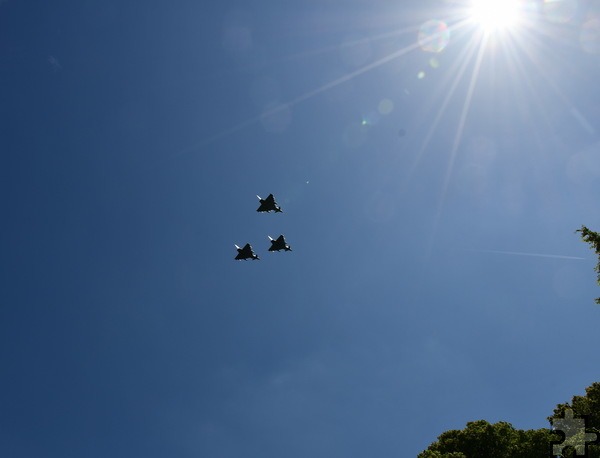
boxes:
[576,226,600,304]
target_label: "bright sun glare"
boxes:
[470,0,522,32]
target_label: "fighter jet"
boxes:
[256,194,282,213]
[268,235,292,252]
[234,243,260,260]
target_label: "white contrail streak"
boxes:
[478,250,585,260]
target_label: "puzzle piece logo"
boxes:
[552,408,599,456]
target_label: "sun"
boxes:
[469,0,522,32]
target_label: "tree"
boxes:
[418,420,554,457]
[419,382,600,457]
[549,382,600,458]
[577,225,600,304]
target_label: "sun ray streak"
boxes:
[161,37,428,166]
[498,32,567,170]
[426,30,489,258]
[501,33,556,128]
[398,20,481,192]
[278,25,421,64]
[442,33,488,188]
[517,32,595,137]
[368,18,483,202]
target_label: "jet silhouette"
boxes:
[234,243,260,260]
[268,235,292,252]
[256,194,282,213]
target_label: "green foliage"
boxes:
[577,225,600,304]
[420,383,600,457]
[418,451,466,458]
[549,382,600,458]
[418,420,554,458]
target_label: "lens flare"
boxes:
[378,99,394,115]
[418,20,450,53]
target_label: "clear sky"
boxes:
[2,0,600,456]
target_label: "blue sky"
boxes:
[1,0,600,456]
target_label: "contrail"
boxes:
[477,250,585,260]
